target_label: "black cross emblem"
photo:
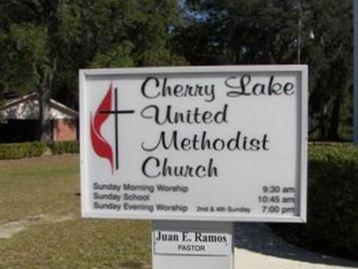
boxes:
[100,87,135,170]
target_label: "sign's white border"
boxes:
[80,65,308,223]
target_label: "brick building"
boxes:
[0,92,78,143]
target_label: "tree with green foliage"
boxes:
[0,0,353,141]
[0,0,185,141]
[177,0,352,141]
[302,1,352,141]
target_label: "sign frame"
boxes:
[80,65,308,223]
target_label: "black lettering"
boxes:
[142,156,160,178]
[141,77,160,99]
[268,76,283,95]
[225,74,251,97]
[284,82,295,95]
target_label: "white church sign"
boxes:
[80,65,308,223]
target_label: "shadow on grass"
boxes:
[234,223,358,267]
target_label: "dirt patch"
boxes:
[0,214,75,239]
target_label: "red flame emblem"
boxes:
[90,83,114,173]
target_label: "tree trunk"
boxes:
[38,64,56,142]
[39,87,52,142]
[327,94,341,141]
[319,114,328,141]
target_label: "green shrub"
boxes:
[48,140,79,155]
[0,141,46,160]
[271,143,358,259]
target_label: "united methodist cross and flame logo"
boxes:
[90,83,135,174]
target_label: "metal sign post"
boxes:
[80,66,308,269]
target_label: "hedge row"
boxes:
[0,141,357,258]
[47,141,79,155]
[0,141,46,160]
[0,140,79,160]
[271,143,358,259]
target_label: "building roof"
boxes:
[0,92,78,120]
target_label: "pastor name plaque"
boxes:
[154,229,231,256]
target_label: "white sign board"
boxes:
[80,65,307,222]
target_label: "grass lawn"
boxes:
[0,154,151,269]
